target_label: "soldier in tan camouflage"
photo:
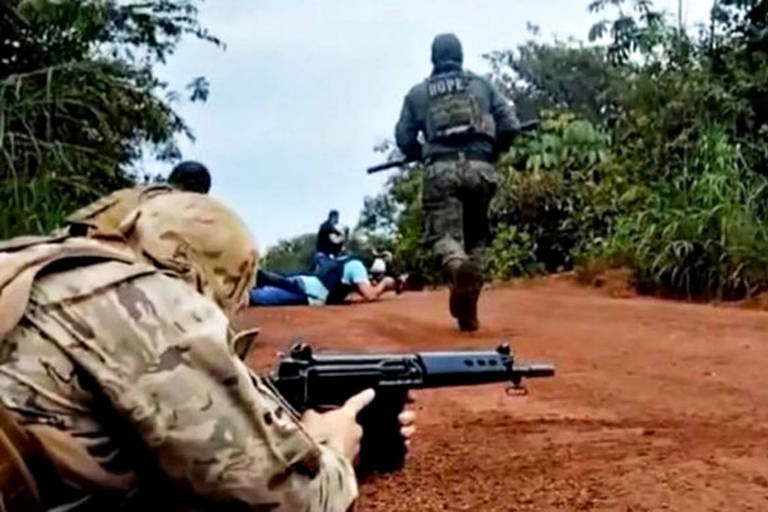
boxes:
[64,184,175,237]
[64,160,210,237]
[0,192,414,511]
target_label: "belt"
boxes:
[426,151,494,164]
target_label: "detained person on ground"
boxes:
[250,256,399,306]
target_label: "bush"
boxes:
[262,233,317,274]
[485,225,543,280]
[357,165,442,284]
[594,129,768,300]
[0,0,219,238]
[491,112,616,272]
[361,1,768,303]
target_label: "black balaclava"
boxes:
[431,33,463,73]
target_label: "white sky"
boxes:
[152,0,712,249]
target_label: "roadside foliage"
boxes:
[0,0,217,237]
[357,0,768,300]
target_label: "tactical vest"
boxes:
[424,71,496,146]
[315,256,364,305]
[0,236,140,509]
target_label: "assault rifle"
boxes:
[270,343,554,473]
[367,119,541,174]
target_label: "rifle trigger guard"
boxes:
[506,384,528,397]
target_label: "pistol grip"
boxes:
[356,389,408,475]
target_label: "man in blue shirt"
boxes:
[250,257,397,306]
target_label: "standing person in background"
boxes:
[395,33,520,332]
[315,210,345,266]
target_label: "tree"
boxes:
[262,233,317,274]
[485,39,620,123]
[0,0,220,237]
[363,0,768,300]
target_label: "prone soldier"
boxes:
[64,160,211,237]
[0,192,414,511]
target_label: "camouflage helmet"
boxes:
[119,193,258,315]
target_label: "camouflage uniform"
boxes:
[422,159,498,269]
[65,184,174,237]
[0,194,357,511]
[395,33,519,330]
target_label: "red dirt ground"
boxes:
[241,279,768,512]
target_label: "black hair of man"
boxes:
[168,161,211,194]
[328,210,339,221]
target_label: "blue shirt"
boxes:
[297,260,370,305]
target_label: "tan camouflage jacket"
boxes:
[0,237,357,511]
[65,185,174,236]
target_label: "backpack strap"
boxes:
[0,403,45,511]
[0,237,138,338]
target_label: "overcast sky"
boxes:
[152,0,711,249]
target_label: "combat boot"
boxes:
[445,259,483,332]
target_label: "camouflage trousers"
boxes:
[422,158,498,269]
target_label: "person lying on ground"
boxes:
[369,252,426,292]
[250,255,400,306]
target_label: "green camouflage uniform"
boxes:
[0,194,357,511]
[422,159,498,268]
[395,35,519,269]
[395,33,519,330]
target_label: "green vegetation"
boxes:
[0,0,218,238]
[262,233,317,273]
[7,0,768,302]
[360,0,768,300]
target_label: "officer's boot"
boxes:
[445,258,483,332]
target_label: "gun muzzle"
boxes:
[514,364,556,379]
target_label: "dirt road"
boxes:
[242,279,768,511]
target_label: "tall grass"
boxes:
[601,128,768,299]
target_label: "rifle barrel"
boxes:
[366,160,409,174]
[366,119,540,174]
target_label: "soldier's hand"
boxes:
[400,391,416,448]
[302,389,375,462]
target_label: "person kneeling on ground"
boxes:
[250,256,399,306]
